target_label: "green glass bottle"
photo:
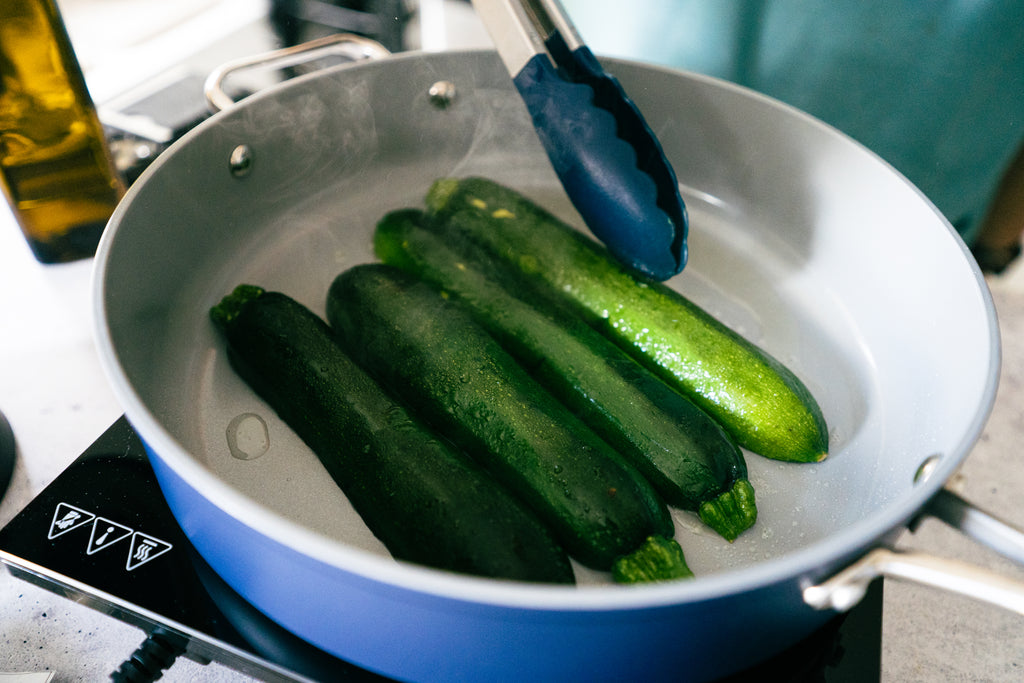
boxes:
[0,0,125,263]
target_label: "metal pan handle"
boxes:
[804,472,1024,615]
[922,486,1024,564]
[803,546,1024,615]
[203,33,391,112]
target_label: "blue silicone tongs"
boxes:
[471,0,688,280]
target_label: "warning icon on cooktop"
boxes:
[48,503,95,539]
[86,517,133,555]
[126,532,172,571]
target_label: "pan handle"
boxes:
[920,486,1024,565]
[203,33,391,112]
[802,546,1024,615]
[803,480,1024,615]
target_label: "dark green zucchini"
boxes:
[374,209,756,541]
[326,264,675,571]
[424,177,829,464]
[209,285,574,584]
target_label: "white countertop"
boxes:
[2,1,1023,681]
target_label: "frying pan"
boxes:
[93,39,1024,681]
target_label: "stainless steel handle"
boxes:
[923,487,1024,565]
[804,479,1024,615]
[803,546,1024,615]
[470,0,550,76]
[203,33,391,112]
[470,0,584,76]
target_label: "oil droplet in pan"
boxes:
[226,412,270,460]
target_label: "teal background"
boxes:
[563,0,1024,243]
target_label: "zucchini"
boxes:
[326,264,674,570]
[424,177,829,464]
[612,535,695,584]
[375,209,756,541]
[209,285,574,584]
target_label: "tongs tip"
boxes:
[592,190,689,281]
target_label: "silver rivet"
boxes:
[229,145,253,177]
[428,80,457,108]
[914,454,942,483]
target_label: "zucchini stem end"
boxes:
[698,478,758,542]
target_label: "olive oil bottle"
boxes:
[0,0,125,263]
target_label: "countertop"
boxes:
[2,1,1024,681]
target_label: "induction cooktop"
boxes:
[0,417,881,682]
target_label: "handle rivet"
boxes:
[914,454,942,484]
[229,145,254,178]
[428,81,457,108]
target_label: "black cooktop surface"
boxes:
[0,417,882,682]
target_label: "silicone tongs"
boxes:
[471,0,688,280]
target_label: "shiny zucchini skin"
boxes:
[374,209,756,540]
[326,264,674,570]
[210,286,575,584]
[424,177,829,464]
